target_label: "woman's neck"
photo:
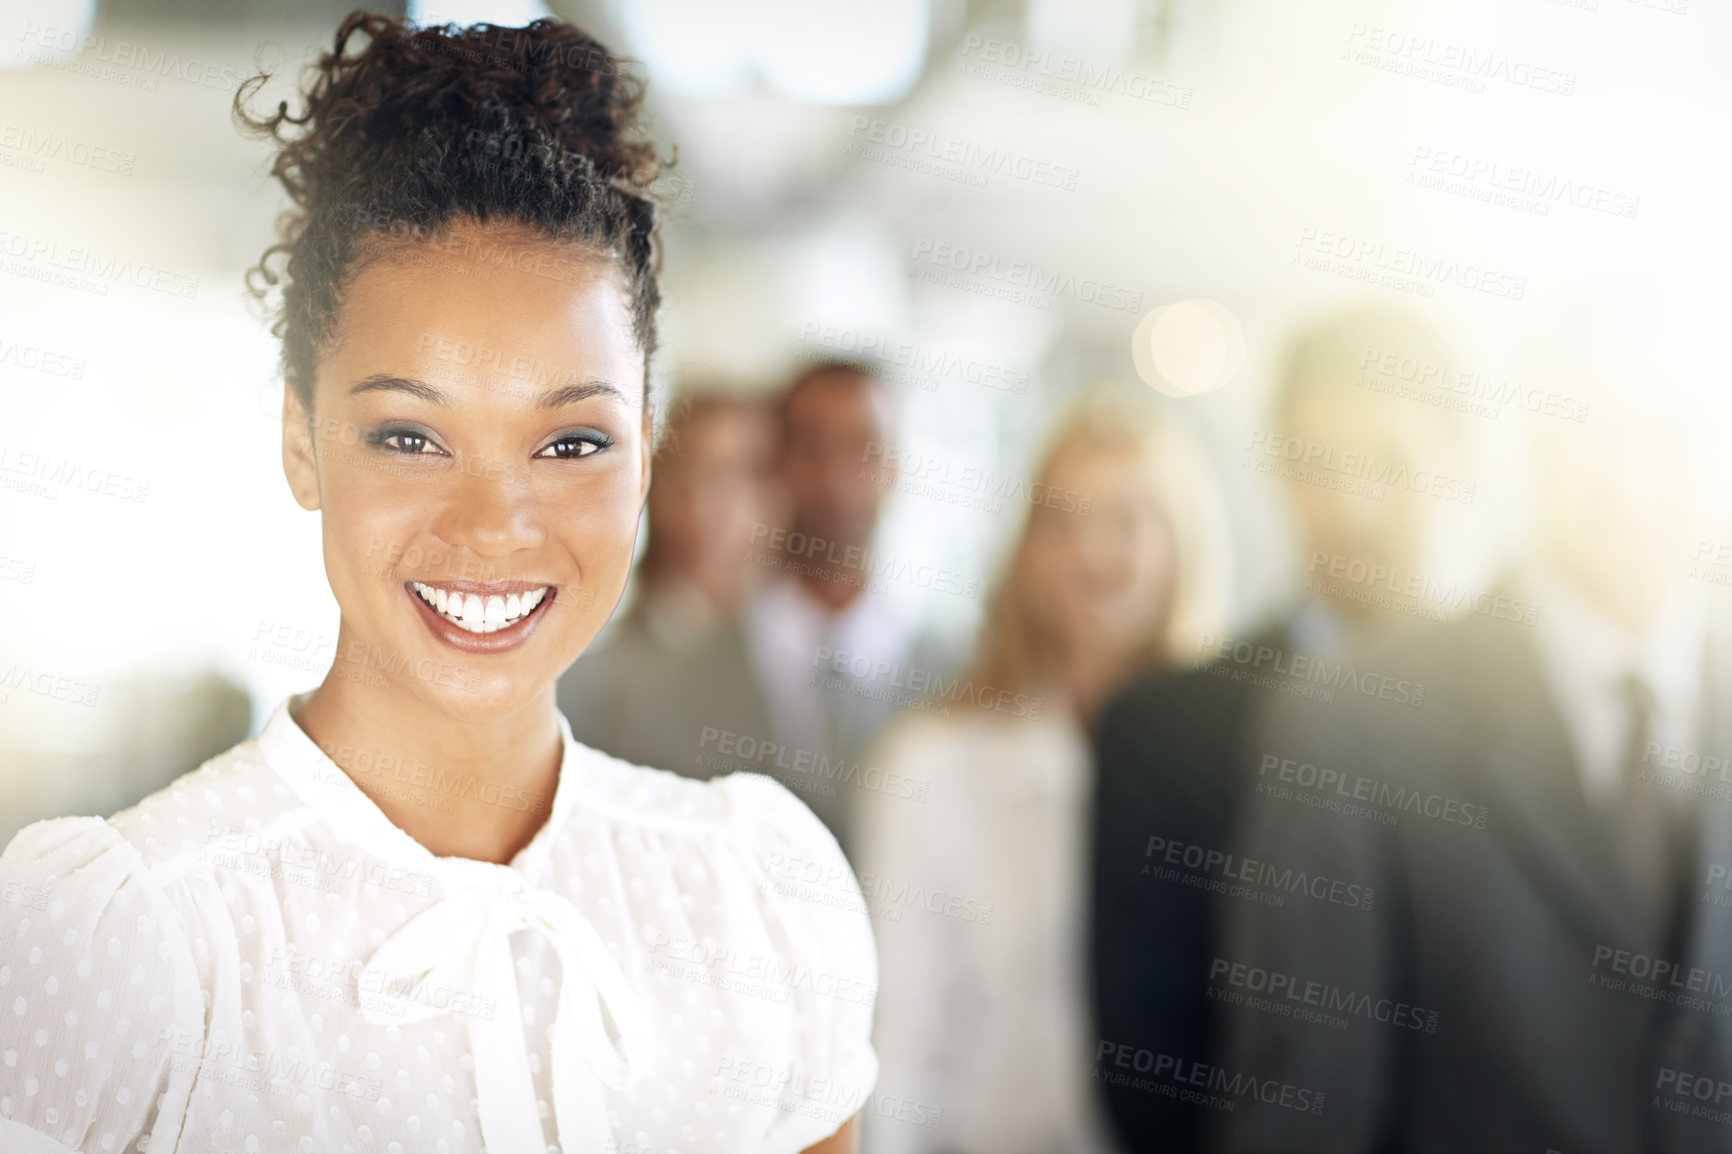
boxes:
[291,648,564,865]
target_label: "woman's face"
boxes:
[281,223,651,723]
[1021,444,1176,660]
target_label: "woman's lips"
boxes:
[404,580,555,654]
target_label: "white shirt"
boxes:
[854,710,1118,1154]
[0,694,877,1154]
[743,577,920,766]
[1521,568,1707,807]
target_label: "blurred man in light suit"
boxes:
[1210,301,1732,1154]
[562,360,957,852]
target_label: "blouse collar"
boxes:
[253,691,584,887]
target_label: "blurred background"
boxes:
[5,0,1732,1148]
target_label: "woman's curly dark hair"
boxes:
[235,11,664,414]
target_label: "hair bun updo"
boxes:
[236,11,666,411]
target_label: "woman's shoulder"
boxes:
[3,729,289,880]
[0,813,209,1152]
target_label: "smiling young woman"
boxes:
[0,13,873,1154]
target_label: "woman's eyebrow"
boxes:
[349,374,450,405]
[538,379,628,409]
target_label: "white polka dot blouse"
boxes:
[0,693,879,1153]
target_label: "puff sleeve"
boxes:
[717,772,880,1153]
[0,818,204,1154]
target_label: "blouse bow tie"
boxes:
[358,877,654,1152]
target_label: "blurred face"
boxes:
[281,222,651,724]
[1282,383,1447,586]
[1021,445,1177,658]
[1533,404,1715,627]
[779,371,889,551]
[647,402,777,586]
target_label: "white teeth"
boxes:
[411,583,552,634]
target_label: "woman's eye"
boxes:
[536,435,611,460]
[372,429,442,455]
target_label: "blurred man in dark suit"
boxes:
[1089,306,1476,1151]
[1210,303,1732,1153]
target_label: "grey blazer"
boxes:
[1208,601,1732,1154]
[557,607,959,854]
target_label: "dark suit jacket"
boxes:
[1090,620,1297,1153]
[1211,603,1732,1154]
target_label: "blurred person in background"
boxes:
[1211,296,1732,1153]
[736,359,961,850]
[1090,305,1476,1151]
[857,386,1230,1154]
[558,387,784,770]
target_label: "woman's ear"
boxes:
[638,401,655,505]
[281,385,321,512]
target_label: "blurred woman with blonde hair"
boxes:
[856,384,1231,1154]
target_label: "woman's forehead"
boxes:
[325,241,643,402]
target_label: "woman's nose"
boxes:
[430,452,544,555]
